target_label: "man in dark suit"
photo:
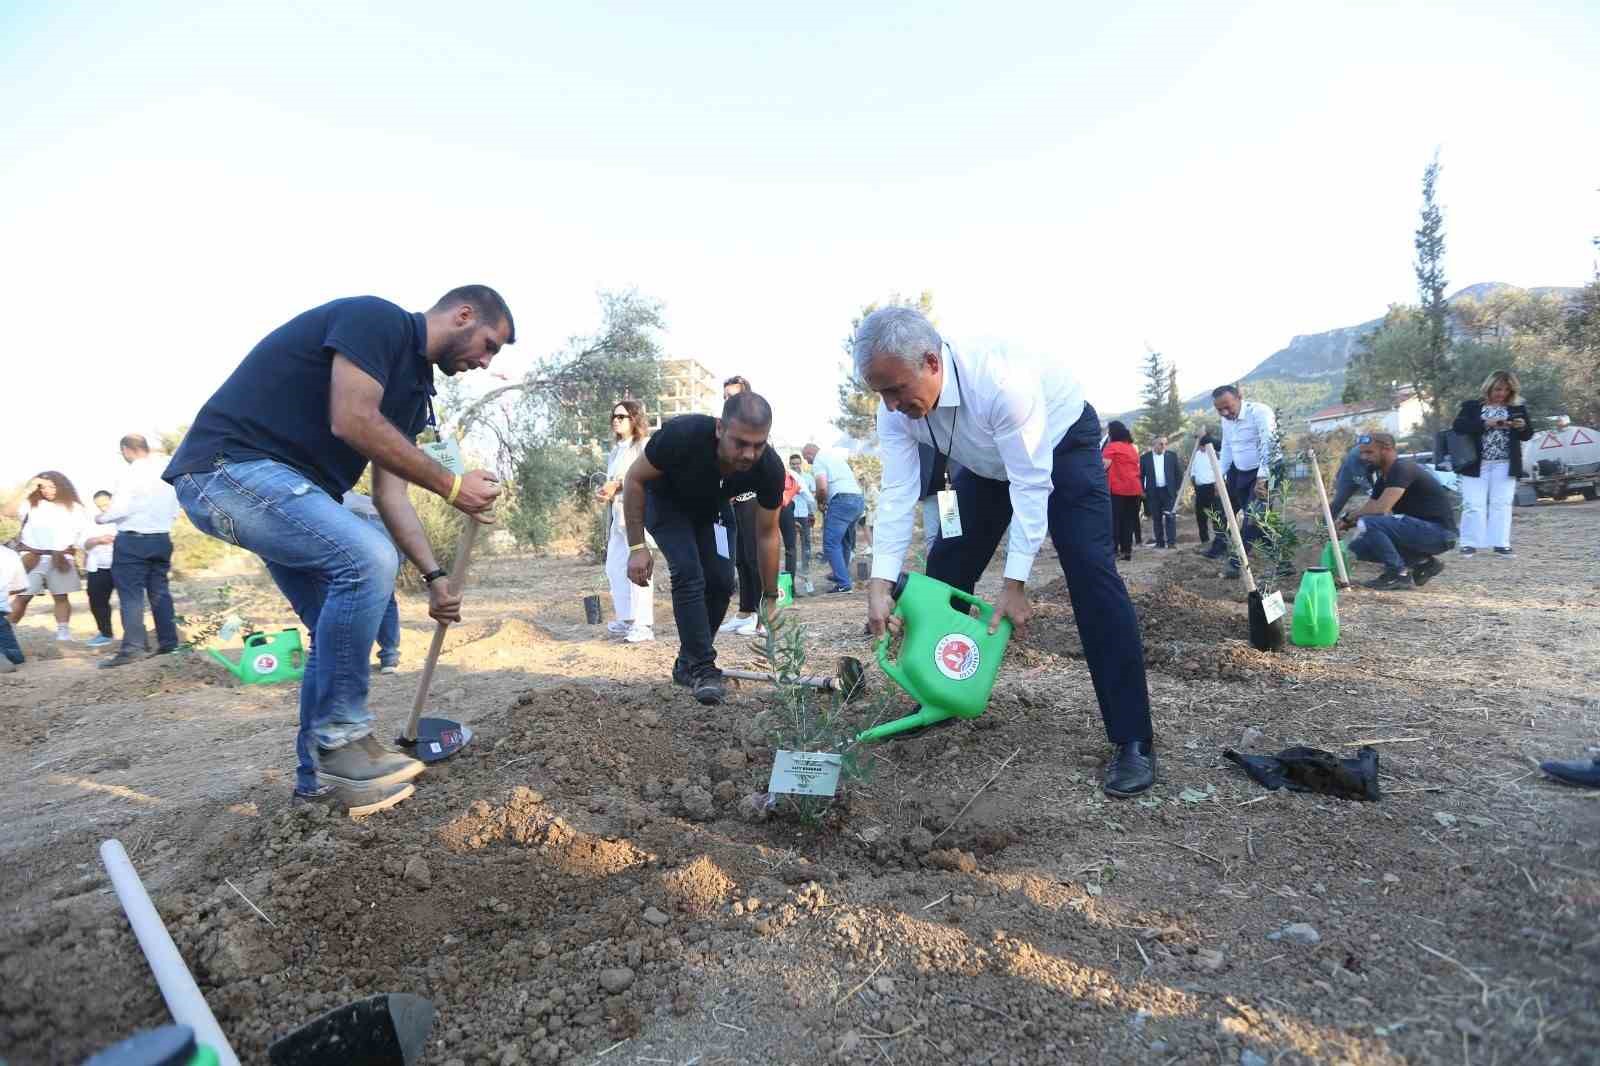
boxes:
[1140,435,1182,548]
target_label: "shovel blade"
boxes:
[1247,591,1285,652]
[397,718,474,763]
[269,992,434,1066]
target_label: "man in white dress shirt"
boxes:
[855,307,1156,797]
[1205,385,1280,576]
[96,434,182,668]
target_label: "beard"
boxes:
[437,330,477,376]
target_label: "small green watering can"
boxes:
[858,573,1013,744]
[1319,539,1351,584]
[776,571,794,608]
[207,629,306,685]
[1290,567,1340,648]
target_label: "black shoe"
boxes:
[1104,741,1157,797]
[825,583,853,594]
[1201,541,1227,560]
[693,671,726,706]
[154,646,178,656]
[1222,561,1241,580]
[1540,758,1600,789]
[1493,547,1514,558]
[671,659,694,687]
[1364,569,1413,591]
[98,651,147,669]
[1411,556,1444,587]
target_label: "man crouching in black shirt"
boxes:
[1337,432,1456,590]
[620,391,786,704]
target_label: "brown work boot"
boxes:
[317,734,425,792]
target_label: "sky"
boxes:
[3,0,1596,496]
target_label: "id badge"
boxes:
[421,438,464,475]
[937,489,963,539]
[714,522,731,559]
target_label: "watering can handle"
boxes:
[947,587,996,626]
[244,632,268,648]
[873,609,914,696]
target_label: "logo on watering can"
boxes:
[933,634,980,681]
[252,653,279,674]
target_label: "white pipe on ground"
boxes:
[99,839,241,1066]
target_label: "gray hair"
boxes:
[851,306,943,380]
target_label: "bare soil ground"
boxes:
[2,499,1597,1065]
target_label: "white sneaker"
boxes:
[730,615,760,637]
[625,625,655,644]
[56,626,73,642]
[718,615,753,634]
[379,664,399,675]
[606,620,632,637]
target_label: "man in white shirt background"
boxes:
[0,543,27,671]
[785,452,818,594]
[1190,427,1221,548]
[854,307,1157,797]
[1139,435,1182,549]
[1205,385,1279,577]
[803,440,867,593]
[82,490,119,648]
[96,434,182,668]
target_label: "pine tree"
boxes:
[1413,152,1452,426]
[1162,365,1185,434]
[1134,349,1167,443]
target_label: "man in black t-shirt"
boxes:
[621,391,786,704]
[164,287,511,803]
[1337,432,1455,590]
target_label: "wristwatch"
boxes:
[421,568,448,586]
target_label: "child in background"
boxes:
[82,490,118,648]
[0,543,26,670]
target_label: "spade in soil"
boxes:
[397,517,483,763]
[1203,443,1284,652]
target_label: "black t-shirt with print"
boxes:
[1372,459,1454,528]
[644,414,785,523]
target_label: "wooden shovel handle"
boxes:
[404,518,483,741]
[1306,450,1350,586]
[1203,444,1260,595]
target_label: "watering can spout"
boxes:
[206,648,247,678]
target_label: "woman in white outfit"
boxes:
[11,471,92,640]
[597,399,655,642]
[1452,370,1533,558]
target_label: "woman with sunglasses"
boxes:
[597,400,655,642]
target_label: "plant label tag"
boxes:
[1261,591,1285,624]
[937,489,963,539]
[767,750,842,797]
[421,438,465,475]
[714,523,731,559]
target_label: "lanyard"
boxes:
[930,344,962,490]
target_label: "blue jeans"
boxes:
[821,492,865,588]
[645,490,735,679]
[926,403,1153,745]
[355,512,402,668]
[112,532,179,655]
[0,615,22,664]
[172,459,399,792]
[1350,514,1454,572]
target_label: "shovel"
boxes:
[723,655,867,700]
[396,517,483,763]
[1305,450,1350,589]
[1203,444,1284,652]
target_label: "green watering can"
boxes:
[776,571,794,608]
[207,629,306,685]
[858,573,1013,744]
[1290,567,1340,647]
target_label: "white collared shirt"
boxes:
[17,499,91,552]
[607,437,649,519]
[1151,451,1167,488]
[790,471,816,517]
[1190,443,1218,486]
[0,545,27,596]
[872,342,1085,584]
[1218,400,1278,477]
[810,448,862,497]
[99,454,181,534]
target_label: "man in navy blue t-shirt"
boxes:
[165,286,512,802]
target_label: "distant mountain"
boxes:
[1118,283,1579,427]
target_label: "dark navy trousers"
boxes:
[925,403,1154,745]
